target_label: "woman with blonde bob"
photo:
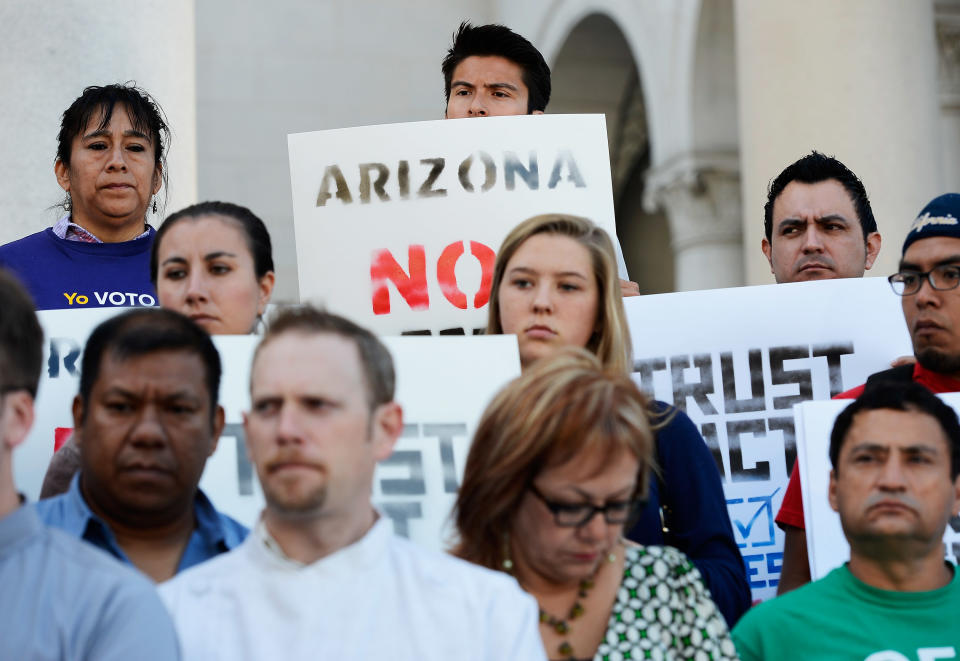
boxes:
[454,349,736,661]
[483,213,750,628]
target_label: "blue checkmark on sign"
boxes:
[727,488,781,549]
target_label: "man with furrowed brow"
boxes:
[778,192,960,595]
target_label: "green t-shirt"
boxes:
[732,564,960,661]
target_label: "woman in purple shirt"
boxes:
[0,83,169,310]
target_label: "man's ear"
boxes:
[951,472,960,518]
[864,232,882,271]
[1,391,35,451]
[208,405,225,458]
[371,402,402,462]
[70,395,85,449]
[828,468,839,513]
[761,237,774,273]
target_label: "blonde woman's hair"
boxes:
[486,214,632,374]
[452,348,655,570]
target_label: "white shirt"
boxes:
[160,515,546,661]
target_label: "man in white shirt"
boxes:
[160,305,546,661]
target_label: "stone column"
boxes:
[936,3,960,189]
[734,0,940,284]
[0,1,197,246]
[645,151,744,291]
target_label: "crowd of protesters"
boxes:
[2,21,959,661]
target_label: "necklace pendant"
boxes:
[558,641,573,657]
[554,621,569,635]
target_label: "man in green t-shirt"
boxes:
[733,381,960,661]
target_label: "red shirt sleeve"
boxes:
[775,384,863,531]
[775,462,805,529]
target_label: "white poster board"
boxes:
[288,114,623,336]
[16,307,124,502]
[795,396,960,580]
[625,277,912,602]
[21,308,521,553]
[202,335,521,552]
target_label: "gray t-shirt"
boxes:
[0,504,180,660]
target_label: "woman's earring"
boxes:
[502,532,514,572]
[152,198,158,214]
[65,195,72,213]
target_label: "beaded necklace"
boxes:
[535,549,617,661]
[539,577,593,660]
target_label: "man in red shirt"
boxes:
[777,192,960,593]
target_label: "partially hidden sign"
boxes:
[20,308,522,554]
[287,114,623,336]
[624,277,912,602]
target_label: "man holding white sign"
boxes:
[733,382,960,660]
[440,21,640,297]
[779,193,960,593]
[769,152,884,593]
[160,307,545,660]
[761,151,881,284]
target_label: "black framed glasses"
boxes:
[529,483,638,527]
[888,265,960,296]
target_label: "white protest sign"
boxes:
[22,309,521,554]
[625,277,912,602]
[288,114,623,336]
[16,307,128,502]
[795,396,960,580]
[203,334,521,553]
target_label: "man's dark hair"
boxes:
[78,309,221,421]
[442,22,551,114]
[0,269,43,398]
[830,381,960,480]
[151,200,275,287]
[764,151,876,243]
[255,306,394,412]
[56,83,170,211]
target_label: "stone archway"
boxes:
[548,12,674,294]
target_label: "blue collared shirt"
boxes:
[34,473,247,574]
[0,504,181,660]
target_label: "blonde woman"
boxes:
[485,214,749,627]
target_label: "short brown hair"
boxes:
[0,269,43,398]
[487,214,632,374]
[254,306,394,411]
[452,348,655,569]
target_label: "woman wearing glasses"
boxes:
[453,349,737,661]
[481,214,750,628]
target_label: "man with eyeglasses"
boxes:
[0,269,179,660]
[837,193,960,397]
[777,193,960,595]
[160,306,546,661]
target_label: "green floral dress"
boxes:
[594,545,739,661]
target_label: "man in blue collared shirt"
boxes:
[0,269,180,660]
[36,307,247,581]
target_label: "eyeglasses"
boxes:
[888,265,960,296]
[528,483,638,527]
